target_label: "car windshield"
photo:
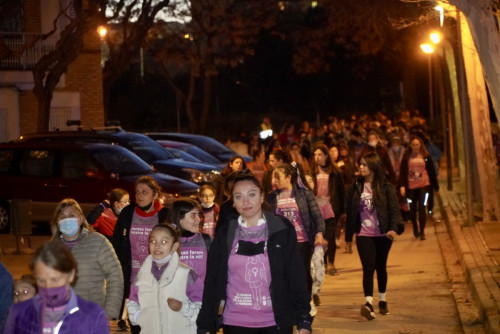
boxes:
[185,146,221,164]
[166,148,202,162]
[117,134,175,162]
[90,145,153,175]
[188,137,234,155]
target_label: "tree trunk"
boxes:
[186,65,199,133]
[199,71,213,134]
[459,9,499,221]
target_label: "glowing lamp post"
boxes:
[420,31,441,121]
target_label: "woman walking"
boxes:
[197,172,312,334]
[345,152,403,320]
[310,143,345,275]
[267,163,325,297]
[398,135,439,240]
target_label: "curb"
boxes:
[438,191,500,334]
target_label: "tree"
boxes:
[148,0,277,133]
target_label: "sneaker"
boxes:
[313,294,321,306]
[117,319,129,332]
[379,301,390,315]
[420,234,426,240]
[360,302,376,320]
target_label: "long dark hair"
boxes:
[167,198,200,233]
[310,143,339,174]
[360,152,386,204]
[402,135,430,161]
[221,155,247,177]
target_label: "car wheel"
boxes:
[0,202,10,234]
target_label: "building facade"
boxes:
[0,0,104,142]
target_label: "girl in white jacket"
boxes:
[126,224,204,334]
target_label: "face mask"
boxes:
[115,207,122,215]
[138,202,153,212]
[391,145,402,153]
[59,218,80,237]
[368,141,378,147]
[38,285,70,307]
[152,253,173,265]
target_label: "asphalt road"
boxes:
[0,215,485,334]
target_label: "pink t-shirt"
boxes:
[408,156,430,190]
[129,212,159,283]
[276,190,309,243]
[180,233,208,283]
[223,223,275,328]
[316,170,335,219]
[358,183,384,237]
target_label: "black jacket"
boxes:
[196,211,312,333]
[345,178,403,242]
[111,204,168,296]
[267,184,325,245]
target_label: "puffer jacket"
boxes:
[70,228,124,319]
[267,184,325,245]
[345,177,403,242]
[197,211,312,334]
[3,288,109,334]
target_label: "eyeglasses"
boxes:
[120,200,130,204]
[200,194,215,199]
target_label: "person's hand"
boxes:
[314,232,326,246]
[386,230,397,241]
[345,242,353,254]
[400,187,406,197]
[167,297,182,312]
[296,328,311,334]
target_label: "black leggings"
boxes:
[324,217,337,265]
[407,186,430,236]
[297,242,313,298]
[356,236,392,297]
[223,325,293,334]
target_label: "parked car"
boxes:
[145,132,251,163]
[154,140,225,168]
[18,129,222,184]
[0,140,199,233]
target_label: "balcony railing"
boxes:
[0,32,56,70]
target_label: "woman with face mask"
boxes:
[4,240,109,334]
[86,188,130,242]
[112,176,168,333]
[50,198,124,324]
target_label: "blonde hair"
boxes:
[50,198,92,239]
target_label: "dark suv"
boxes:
[19,129,222,184]
[145,132,251,163]
[0,140,199,233]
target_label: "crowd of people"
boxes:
[0,110,442,333]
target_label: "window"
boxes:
[0,150,13,172]
[61,152,99,179]
[20,150,54,176]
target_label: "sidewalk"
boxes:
[438,177,500,334]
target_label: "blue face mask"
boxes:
[59,217,80,237]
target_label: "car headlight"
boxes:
[183,168,207,183]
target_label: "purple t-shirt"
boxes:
[180,233,208,283]
[223,222,275,328]
[201,205,217,239]
[276,190,309,243]
[129,212,159,283]
[358,182,384,237]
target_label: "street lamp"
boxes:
[420,31,441,121]
[97,26,109,68]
